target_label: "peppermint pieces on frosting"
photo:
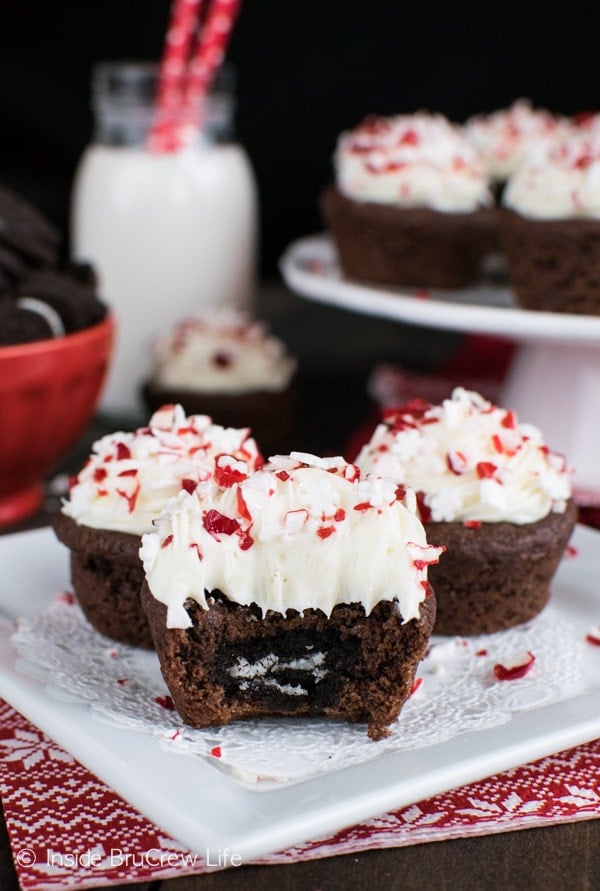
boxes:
[147,309,297,395]
[464,98,570,183]
[62,404,263,535]
[356,389,572,525]
[502,130,600,220]
[334,112,492,212]
[140,452,444,629]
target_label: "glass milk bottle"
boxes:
[71,61,258,420]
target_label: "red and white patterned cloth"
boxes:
[1,698,599,891]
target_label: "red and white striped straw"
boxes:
[182,0,242,127]
[148,0,241,152]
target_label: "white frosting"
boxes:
[356,389,571,524]
[334,113,492,212]
[62,404,263,535]
[502,131,600,219]
[140,452,444,629]
[148,310,297,395]
[464,99,570,182]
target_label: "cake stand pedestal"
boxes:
[280,234,600,501]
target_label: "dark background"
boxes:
[0,1,596,278]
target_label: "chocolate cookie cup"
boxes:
[53,511,152,648]
[425,499,578,636]
[321,185,495,289]
[141,586,436,741]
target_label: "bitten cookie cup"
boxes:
[52,512,153,648]
[499,210,600,314]
[139,452,444,739]
[141,585,436,741]
[321,185,496,290]
[424,499,578,636]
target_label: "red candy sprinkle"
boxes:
[236,488,252,521]
[334,509,346,522]
[491,434,504,454]
[476,461,498,480]
[476,649,488,657]
[116,483,140,513]
[203,509,240,538]
[276,470,290,481]
[585,627,600,646]
[415,492,432,523]
[501,410,517,429]
[353,502,373,512]
[155,695,175,710]
[317,525,336,540]
[447,450,468,475]
[493,651,535,681]
[410,677,423,696]
[117,468,138,477]
[161,534,174,549]
[212,351,232,368]
[210,746,222,758]
[565,544,578,558]
[190,542,203,560]
[463,519,482,529]
[115,442,131,460]
[93,468,107,483]
[214,456,248,488]
[181,478,198,494]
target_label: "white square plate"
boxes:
[0,526,599,860]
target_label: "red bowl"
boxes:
[0,314,115,526]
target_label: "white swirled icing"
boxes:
[502,132,600,219]
[334,113,492,212]
[356,388,571,524]
[464,99,570,182]
[61,404,263,535]
[148,310,297,395]
[140,452,444,629]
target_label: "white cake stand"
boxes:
[280,234,600,499]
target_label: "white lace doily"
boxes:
[11,594,590,785]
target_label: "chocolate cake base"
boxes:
[425,499,578,636]
[320,185,496,289]
[52,512,153,649]
[499,211,600,314]
[141,585,436,740]
[141,378,297,458]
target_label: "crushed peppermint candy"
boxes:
[493,651,536,681]
[356,388,572,525]
[334,112,492,212]
[61,404,263,536]
[141,452,444,628]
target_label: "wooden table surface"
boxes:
[1,282,599,890]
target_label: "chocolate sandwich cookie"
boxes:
[0,299,56,345]
[16,268,107,333]
[0,242,26,289]
[0,183,61,268]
